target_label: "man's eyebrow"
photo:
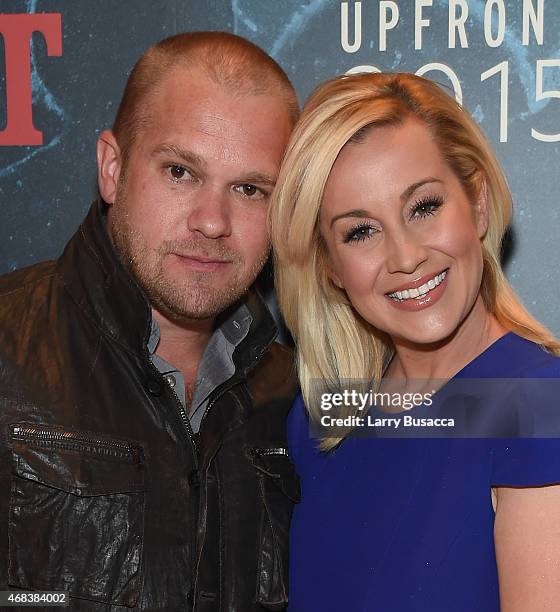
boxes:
[330,209,370,228]
[400,178,443,201]
[237,173,276,187]
[151,144,275,187]
[152,143,206,168]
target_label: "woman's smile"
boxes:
[385,268,449,311]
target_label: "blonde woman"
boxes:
[271,72,560,611]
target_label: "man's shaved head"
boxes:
[112,31,299,163]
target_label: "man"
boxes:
[0,32,299,611]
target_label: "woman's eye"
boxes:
[410,196,443,219]
[235,184,265,199]
[343,223,378,244]
[167,165,191,182]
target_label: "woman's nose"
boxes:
[384,230,429,275]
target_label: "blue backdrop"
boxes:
[1,0,559,331]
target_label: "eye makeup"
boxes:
[343,222,379,244]
[408,194,444,220]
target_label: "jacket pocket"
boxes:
[248,447,300,611]
[8,423,146,608]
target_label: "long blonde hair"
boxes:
[270,72,560,450]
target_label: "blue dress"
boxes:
[287,333,560,611]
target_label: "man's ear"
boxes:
[97,130,122,204]
[474,176,489,239]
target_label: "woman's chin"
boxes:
[389,323,459,350]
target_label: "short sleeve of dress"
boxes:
[489,365,560,487]
[486,338,560,487]
[491,438,560,487]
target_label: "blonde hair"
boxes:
[270,72,560,450]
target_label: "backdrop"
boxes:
[1,0,559,331]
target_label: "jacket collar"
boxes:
[57,200,278,363]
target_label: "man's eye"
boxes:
[167,165,190,182]
[235,184,265,199]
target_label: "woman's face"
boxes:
[319,118,488,346]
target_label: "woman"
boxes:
[270,72,560,611]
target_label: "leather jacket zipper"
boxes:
[250,447,289,457]
[10,424,143,463]
[196,342,268,430]
[199,376,240,431]
[147,361,200,457]
[191,377,244,611]
[145,361,200,610]
[154,342,271,610]
[195,340,270,432]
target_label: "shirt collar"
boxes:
[147,302,253,357]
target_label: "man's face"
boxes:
[107,68,293,321]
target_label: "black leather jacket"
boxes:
[0,202,299,611]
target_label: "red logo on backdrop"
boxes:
[0,13,62,146]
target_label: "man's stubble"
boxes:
[109,190,270,322]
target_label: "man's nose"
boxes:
[384,229,428,275]
[186,186,232,239]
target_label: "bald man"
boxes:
[0,32,299,611]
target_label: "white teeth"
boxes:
[388,269,447,302]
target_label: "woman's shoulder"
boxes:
[505,333,560,376]
[463,332,560,378]
[478,335,560,484]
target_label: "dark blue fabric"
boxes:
[288,333,560,611]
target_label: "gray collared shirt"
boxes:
[147,303,252,433]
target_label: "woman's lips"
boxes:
[385,268,449,311]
